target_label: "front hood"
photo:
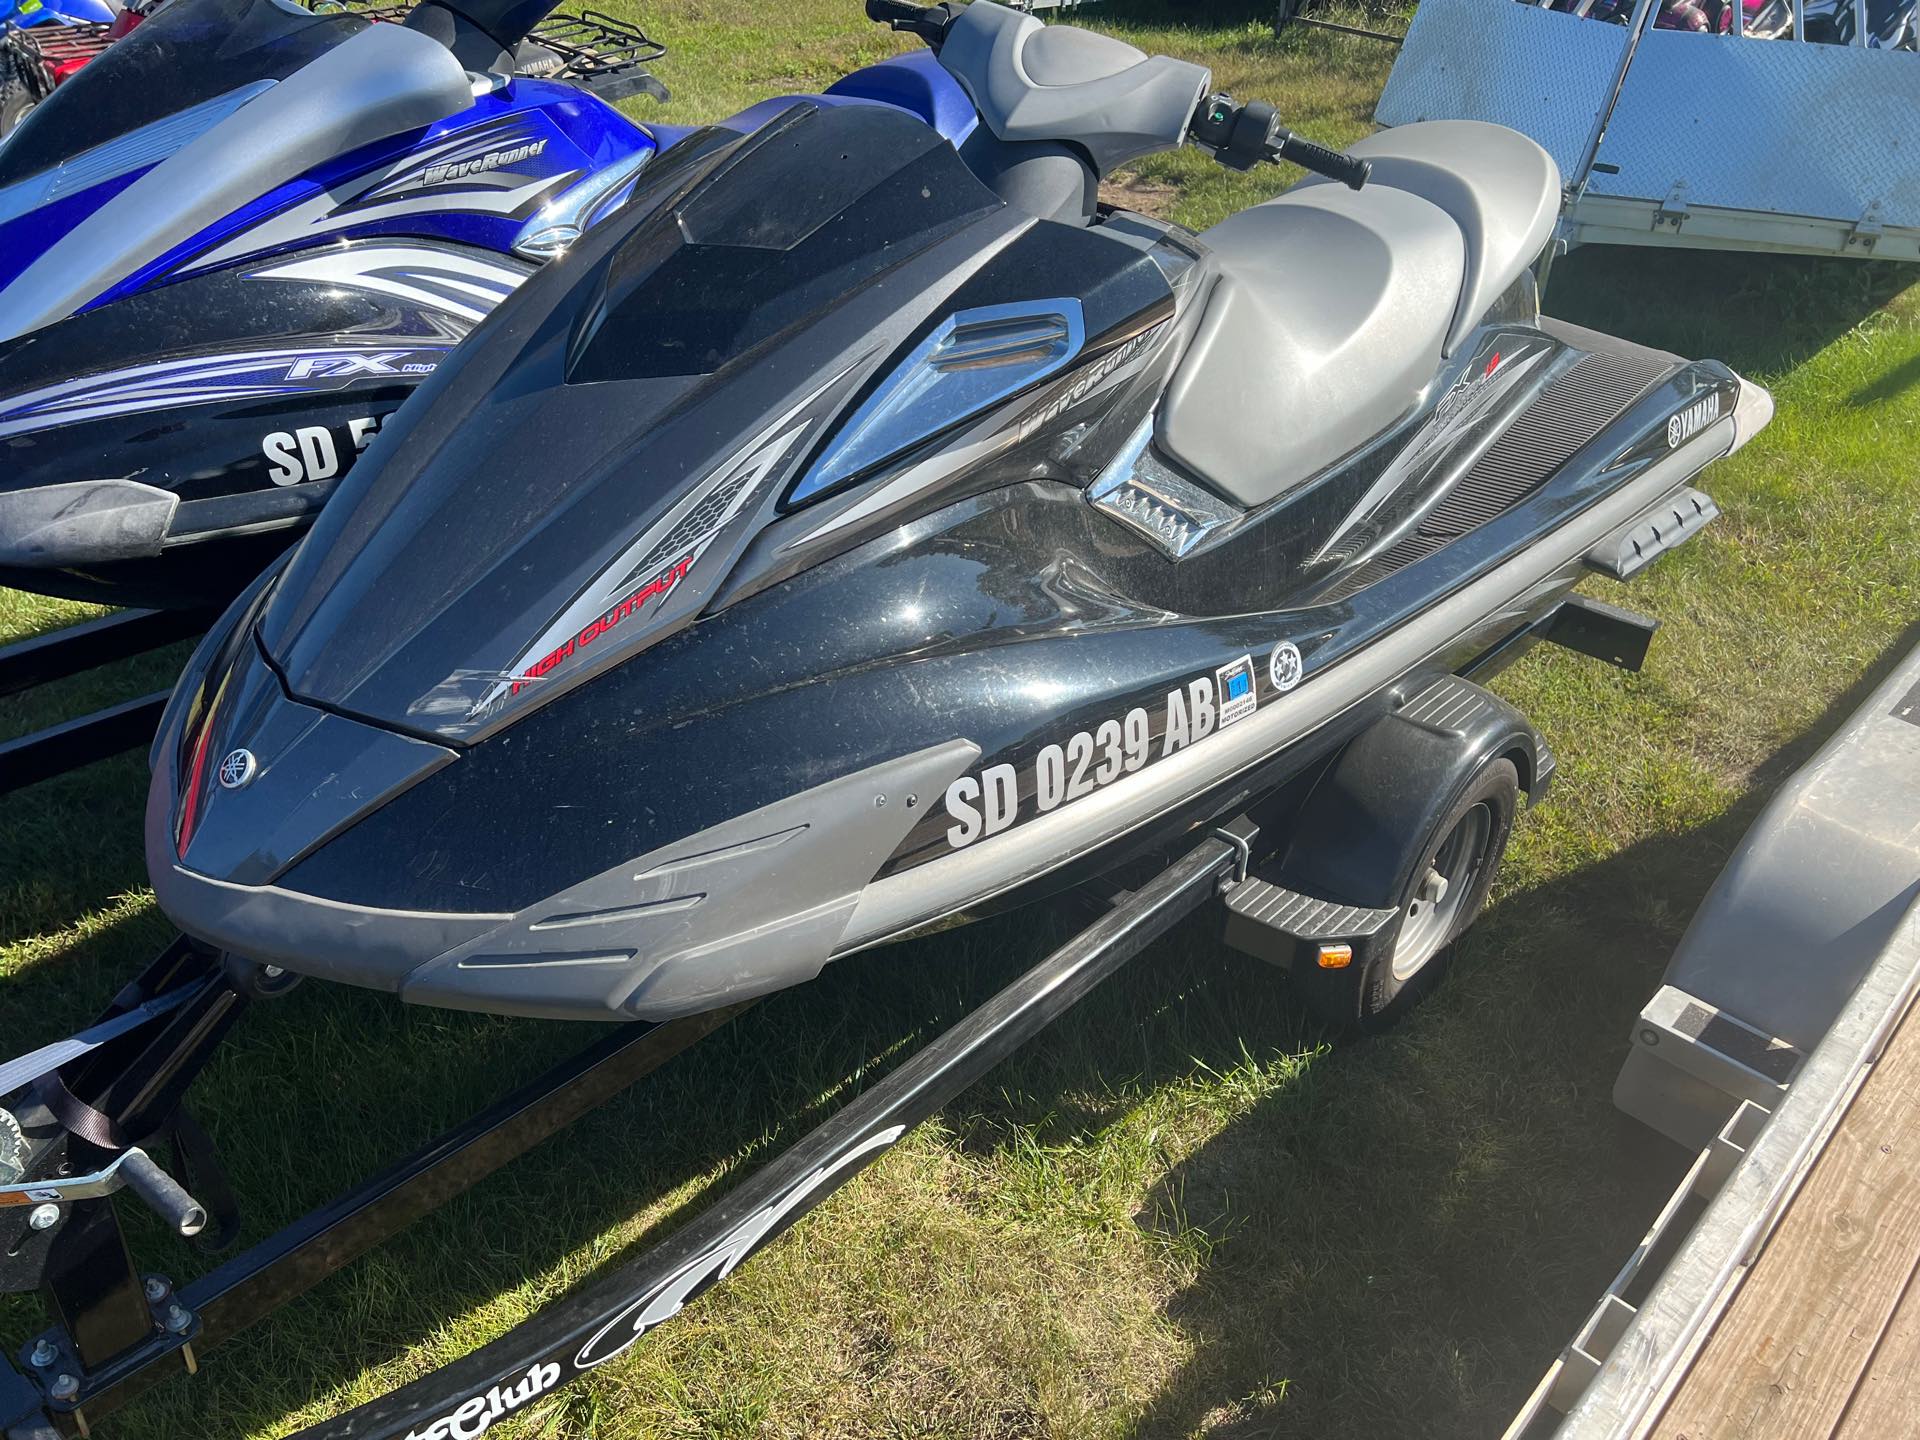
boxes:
[258,101,1025,743]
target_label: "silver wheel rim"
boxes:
[1391,803,1493,984]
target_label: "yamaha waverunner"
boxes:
[0,0,669,609]
[144,0,1772,1029]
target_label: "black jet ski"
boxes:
[143,0,1770,1028]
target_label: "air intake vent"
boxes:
[1316,348,1672,603]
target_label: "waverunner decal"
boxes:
[944,663,1261,849]
[184,119,582,274]
[424,140,550,188]
[1668,392,1721,448]
[506,554,694,697]
[244,245,530,328]
[471,368,860,719]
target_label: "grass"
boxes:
[5,2,1920,1436]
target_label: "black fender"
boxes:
[1271,674,1552,912]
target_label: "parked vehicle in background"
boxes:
[1548,0,1914,47]
[0,0,669,611]
[0,0,135,140]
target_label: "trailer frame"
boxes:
[0,831,1242,1440]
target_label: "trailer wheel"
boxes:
[0,54,39,142]
[1296,757,1519,1031]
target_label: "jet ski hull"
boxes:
[145,100,1771,1020]
[0,0,658,609]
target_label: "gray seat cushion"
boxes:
[936,1,1211,178]
[1294,120,1561,354]
[1159,183,1465,510]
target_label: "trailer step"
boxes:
[1615,984,1804,1150]
[1223,875,1398,969]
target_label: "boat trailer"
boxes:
[0,829,1244,1439]
[1376,0,1920,263]
[0,610,214,798]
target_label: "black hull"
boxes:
[142,102,1769,1021]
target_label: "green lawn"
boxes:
[5,3,1920,1437]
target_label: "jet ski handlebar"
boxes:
[862,2,1367,192]
[866,0,959,45]
[1189,93,1370,190]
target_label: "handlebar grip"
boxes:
[865,0,929,26]
[864,0,950,42]
[1277,131,1370,191]
[120,1148,207,1238]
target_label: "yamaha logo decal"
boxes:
[1667,392,1721,449]
[217,750,257,790]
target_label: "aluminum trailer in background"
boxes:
[1376,0,1920,263]
[1505,637,1920,1437]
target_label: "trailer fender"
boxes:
[1272,673,1551,913]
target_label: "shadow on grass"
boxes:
[0,601,1909,1439]
[1546,247,1910,378]
[1849,348,1920,409]
[1125,613,1920,1439]
[13,611,1920,1437]
[0,901,1073,1438]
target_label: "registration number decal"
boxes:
[944,657,1259,850]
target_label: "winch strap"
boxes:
[35,1074,129,1152]
[171,1107,240,1249]
[0,986,197,1103]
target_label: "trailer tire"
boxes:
[1295,756,1518,1032]
[0,53,39,142]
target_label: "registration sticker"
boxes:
[1216,656,1257,726]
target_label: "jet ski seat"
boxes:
[1293,120,1562,356]
[936,2,1211,178]
[1159,181,1466,511]
[1158,121,1561,511]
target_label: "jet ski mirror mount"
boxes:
[1189,92,1371,190]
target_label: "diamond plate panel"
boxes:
[1588,32,1920,228]
[1375,0,1629,177]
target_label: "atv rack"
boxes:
[300,0,668,102]
[0,20,113,103]
[0,829,1242,1438]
